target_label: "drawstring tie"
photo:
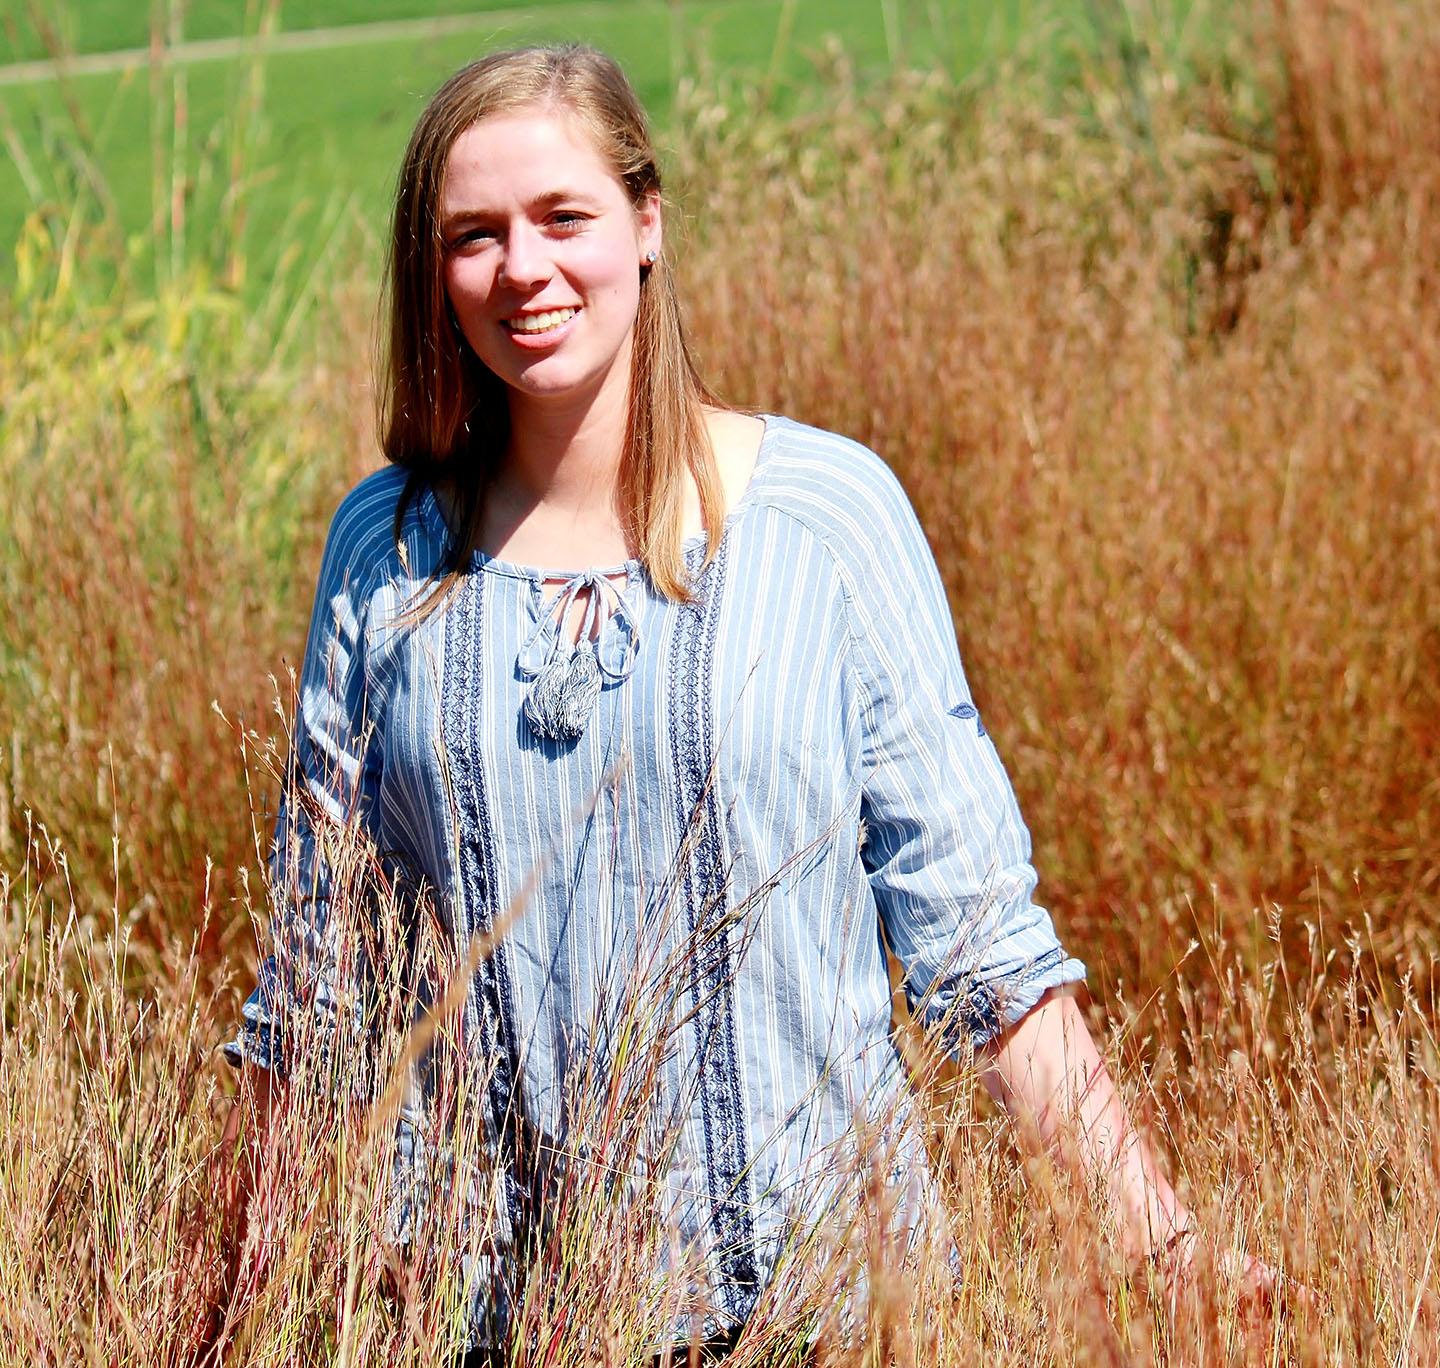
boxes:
[517,570,641,741]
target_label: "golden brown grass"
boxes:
[1,0,1438,1362]
[675,1,1440,1012]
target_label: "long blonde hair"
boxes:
[379,44,723,603]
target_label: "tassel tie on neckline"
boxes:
[518,570,641,741]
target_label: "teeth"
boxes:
[507,307,577,334]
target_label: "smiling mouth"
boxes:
[505,307,579,334]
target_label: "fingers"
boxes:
[1154,1239,1326,1322]
[1238,1255,1327,1317]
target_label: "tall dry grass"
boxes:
[1,0,1439,1362]
[674,3,1440,1016]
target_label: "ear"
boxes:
[636,189,663,263]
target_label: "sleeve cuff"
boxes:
[913,948,1088,1056]
[220,960,287,1074]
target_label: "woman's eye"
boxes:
[549,211,589,233]
[449,227,495,251]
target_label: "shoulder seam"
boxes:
[751,497,876,732]
[330,465,430,598]
[321,468,424,672]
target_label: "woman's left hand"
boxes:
[1155,1230,1324,1322]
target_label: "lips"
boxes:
[504,306,579,334]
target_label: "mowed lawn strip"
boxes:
[0,0,624,65]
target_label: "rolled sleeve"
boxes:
[223,488,387,1076]
[839,459,1085,1054]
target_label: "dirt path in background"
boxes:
[0,3,632,86]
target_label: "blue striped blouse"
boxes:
[227,414,1084,1336]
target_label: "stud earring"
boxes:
[644,249,658,266]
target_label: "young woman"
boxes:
[224,43,1282,1358]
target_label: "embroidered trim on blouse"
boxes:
[443,568,527,1308]
[666,538,760,1319]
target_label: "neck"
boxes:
[502,360,632,517]
[479,344,641,568]
[504,394,625,513]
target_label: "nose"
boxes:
[497,221,551,291]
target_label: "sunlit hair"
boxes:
[379,44,724,604]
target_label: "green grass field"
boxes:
[0,0,1101,285]
[0,0,1226,292]
[2,0,1068,65]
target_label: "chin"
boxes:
[506,358,627,405]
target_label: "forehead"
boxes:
[441,107,625,209]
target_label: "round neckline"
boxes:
[420,412,783,583]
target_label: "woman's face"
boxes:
[439,107,661,417]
